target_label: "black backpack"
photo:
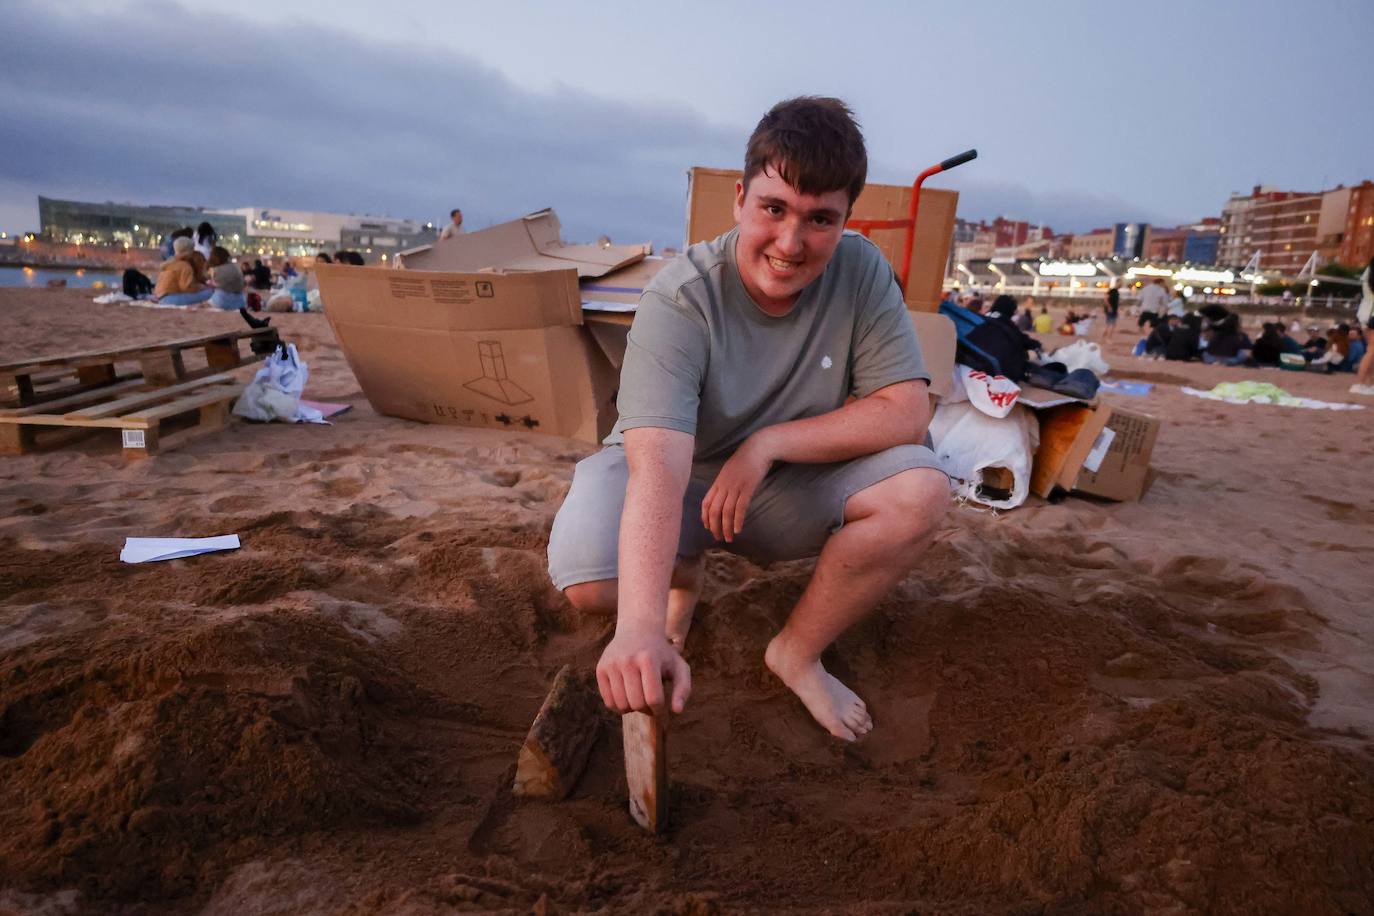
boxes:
[939,301,1032,380]
[122,268,153,298]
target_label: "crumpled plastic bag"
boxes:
[929,400,1040,510]
[958,365,1021,419]
[233,343,326,424]
[1049,340,1111,375]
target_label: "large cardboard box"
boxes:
[317,263,625,444]
[317,211,649,445]
[1030,404,1159,502]
[684,166,958,313]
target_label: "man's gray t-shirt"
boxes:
[605,228,928,465]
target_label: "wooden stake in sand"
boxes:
[512,665,601,799]
[622,710,666,832]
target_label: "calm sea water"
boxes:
[0,265,124,288]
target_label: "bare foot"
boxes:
[764,635,873,742]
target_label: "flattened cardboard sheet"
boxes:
[399,209,649,277]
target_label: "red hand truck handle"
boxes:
[899,149,977,291]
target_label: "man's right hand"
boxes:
[596,628,692,715]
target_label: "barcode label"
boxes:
[122,429,146,449]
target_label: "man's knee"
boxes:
[563,555,701,615]
[850,467,950,546]
[564,578,617,614]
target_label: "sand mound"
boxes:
[0,588,433,901]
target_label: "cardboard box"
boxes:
[684,166,958,313]
[1030,404,1159,502]
[316,211,648,445]
[317,262,627,444]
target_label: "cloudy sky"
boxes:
[1,0,1369,249]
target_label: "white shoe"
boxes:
[1351,384,1374,396]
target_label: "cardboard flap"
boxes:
[581,257,672,311]
[910,311,956,400]
[398,208,648,278]
[584,318,631,370]
[314,263,583,331]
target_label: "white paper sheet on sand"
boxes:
[1181,387,1365,411]
[120,535,240,564]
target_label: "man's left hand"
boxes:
[700,433,774,543]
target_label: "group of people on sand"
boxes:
[1131,258,1374,389]
[141,222,354,311]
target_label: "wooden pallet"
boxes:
[0,327,278,409]
[0,374,243,459]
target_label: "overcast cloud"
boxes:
[1,1,1368,247]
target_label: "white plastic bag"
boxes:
[929,401,1040,510]
[233,343,326,424]
[959,365,1021,419]
[1049,340,1111,375]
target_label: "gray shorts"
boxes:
[547,444,946,590]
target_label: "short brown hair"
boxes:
[743,97,868,208]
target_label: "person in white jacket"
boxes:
[1352,258,1374,395]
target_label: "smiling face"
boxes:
[732,164,850,315]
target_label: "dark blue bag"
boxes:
[940,302,1009,377]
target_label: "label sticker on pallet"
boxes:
[122,429,146,449]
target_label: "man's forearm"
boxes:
[617,430,694,637]
[752,381,931,466]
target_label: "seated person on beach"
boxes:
[207,246,246,311]
[1202,321,1252,366]
[987,294,1044,369]
[1343,326,1366,373]
[1032,306,1053,335]
[547,97,949,743]
[1165,314,1201,361]
[1308,326,1350,370]
[1301,327,1328,361]
[1144,315,1176,358]
[161,226,193,261]
[1251,323,1284,366]
[153,237,213,305]
[193,221,217,261]
[251,259,273,290]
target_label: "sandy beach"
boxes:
[2,286,1372,914]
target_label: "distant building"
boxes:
[1145,227,1187,262]
[1217,186,1285,266]
[37,197,437,262]
[1250,192,1323,273]
[1338,180,1374,267]
[1067,228,1113,259]
[1182,221,1221,265]
[1111,223,1149,259]
[38,197,245,251]
[1145,218,1220,265]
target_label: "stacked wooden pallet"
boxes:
[0,327,279,458]
[0,375,243,459]
[0,327,278,409]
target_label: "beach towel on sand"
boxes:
[1182,381,1364,411]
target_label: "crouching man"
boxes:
[546,97,949,742]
